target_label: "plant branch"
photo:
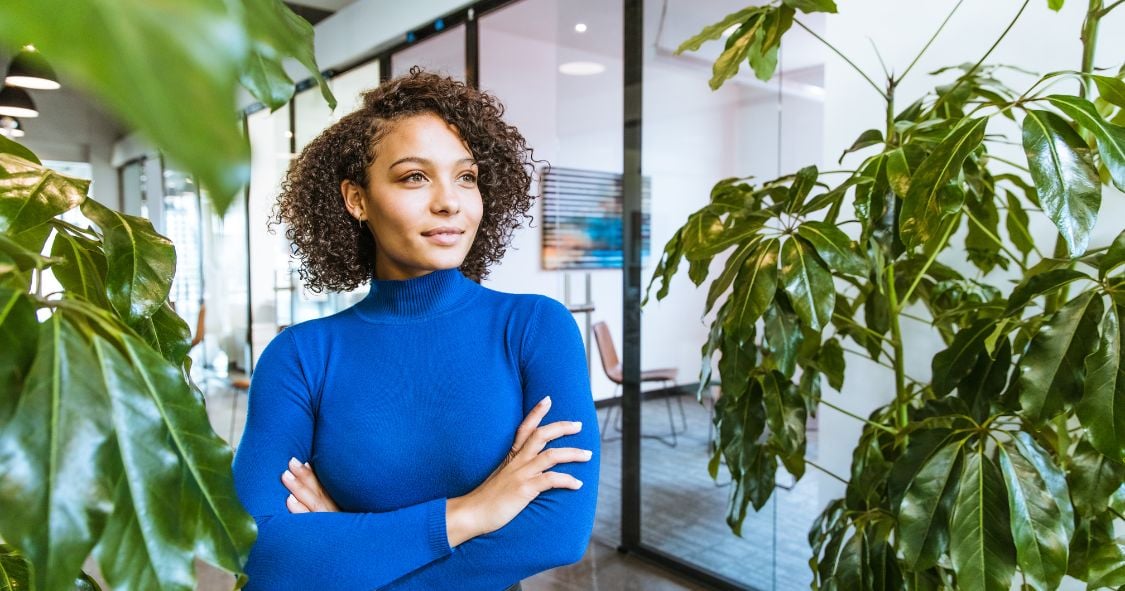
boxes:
[806,459,849,485]
[868,37,891,80]
[962,206,1029,271]
[900,0,966,82]
[841,345,922,383]
[886,261,908,431]
[1099,0,1125,16]
[832,313,894,345]
[986,153,1031,173]
[794,18,887,98]
[920,0,1031,121]
[820,398,897,434]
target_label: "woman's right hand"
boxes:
[445,395,592,547]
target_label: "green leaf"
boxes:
[704,241,754,316]
[239,51,296,112]
[1021,109,1101,257]
[1100,228,1125,278]
[1005,191,1035,260]
[949,446,1016,591]
[782,0,838,13]
[723,239,779,335]
[1047,94,1125,192]
[50,230,110,309]
[0,135,41,165]
[707,16,763,90]
[785,165,819,212]
[1086,538,1125,588]
[998,438,1070,591]
[746,7,793,82]
[764,300,802,377]
[240,0,336,110]
[1006,268,1090,314]
[815,337,845,391]
[80,198,176,324]
[839,129,883,163]
[0,155,89,250]
[884,147,913,198]
[642,229,683,306]
[133,302,194,366]
[1092,74,1125,109]
[1069,437,1125,517]
[761,371,805,459]
[0,289,38,426]
[796,221,867,275]
[957,338,1011,423]
[900,118,988,249]
[675,6,763,54]
[1046,0,1064,10]
[90,336,194,591]
[898,436,963,570]
[932,319,995,397]
[0,544,30,591]
[115,334,257,585]
[0,314,116,591]
[1019,291,1103,422]
[780,237,835,332]
[1077,303,1124,459]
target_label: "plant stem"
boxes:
[1099,0,1124,16]
[899,0,966,82]
[840,345,921,383]
[986,153,1032,172]
[806,459,849,485]
[820,398,897,434]
[794,18,887,99]
[962,206,1029,271]
[1079,0,1103,98]
[832,313,894,344]
[886,261,908,432]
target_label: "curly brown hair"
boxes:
[273,66,540,292]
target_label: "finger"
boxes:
[534,471,584,492]
[519,420,583,458]
[286,493,311,514]
[528,447,594,473]
[512,396,552,453]
[282,469,322,510]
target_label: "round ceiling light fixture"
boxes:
[558,61,605,76]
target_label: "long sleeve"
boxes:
[231,329,453,590]
[379,297,601,591]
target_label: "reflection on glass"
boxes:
[161,165,203,334]
[392,25,466,81]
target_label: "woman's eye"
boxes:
[404,172,426,183]
[459,173,477,183]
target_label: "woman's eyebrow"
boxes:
[388,156,478,168]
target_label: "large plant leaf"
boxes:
[1046,94,1125,191]
[116,334,257,584]
[240,0,336,110]
[998,437,1071,590]
[1077,303,1124,459]
[706,14,764,90]
[80,198,176,324]
[1021,109,1101,257]
[642,229,683,305]
[779,237,834,332]
[0,314,117,591]
[1018,291,1103,422]
[1005,267,1090,314]
[1069,438,1125,518]
[898,436,963,570]
[675,6,764,54]
[704,240,755,316]
[949,446,1016,591]
[796,221,866,275]
[133,303,194,367]
[931,319,995,397]
[761,371,805,460]
[764,300,802,378]
[899,118,988,249]
[0,289,37,426]
[49,230,110,309]
[782,0,838,13]
[0,136,41,165]
[1086,538,1125,588]
[723,239,779,335]
[0,155,88,250]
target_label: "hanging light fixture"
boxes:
[5,46,60,90]
[0,116,24,138]
[0,85,38,117]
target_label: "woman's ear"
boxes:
[340,179,367,222]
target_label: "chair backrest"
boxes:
[592,321,623,384]
[191,302,207,348]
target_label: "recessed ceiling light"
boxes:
[558,61,605,76]
[575,23,587,33]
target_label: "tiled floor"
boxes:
[193,379,820,590]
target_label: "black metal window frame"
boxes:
[238,2,759,588]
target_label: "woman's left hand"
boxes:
[281,456,340,513]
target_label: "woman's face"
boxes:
[341,112,483,281]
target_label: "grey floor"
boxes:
[190,380,819,590]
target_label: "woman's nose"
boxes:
[431,180,461,214]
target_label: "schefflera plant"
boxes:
[0,137,256,590]
[643,0,1125,589]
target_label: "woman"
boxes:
[231,67,600,590]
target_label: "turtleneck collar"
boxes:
[351,266,479,324]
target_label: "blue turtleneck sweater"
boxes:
[231,267,600,590]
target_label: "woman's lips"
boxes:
[424,231,462,246]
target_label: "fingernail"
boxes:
[289,457,300,470]
[541,396,551,406]
[573,421,583,430]
[283,470,295,482]
[575,480,584,489]
[304,462,311,469]
[583,450,593,459]
[287,494,296,504]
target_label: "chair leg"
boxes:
[676,391,688,432]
